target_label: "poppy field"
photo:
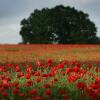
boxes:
[0,44,100,100]
[0,44,100,63]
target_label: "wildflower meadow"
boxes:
[0,44,100,100]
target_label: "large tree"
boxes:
[20,5,99,44]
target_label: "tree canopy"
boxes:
[20,5,100,44]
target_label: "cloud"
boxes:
[0,23,21,44]
[77,0,100,5]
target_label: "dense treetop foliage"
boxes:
[20,5,100,44]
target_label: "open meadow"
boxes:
[0,44,100,100]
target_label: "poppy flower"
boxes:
[13,88,20,94]
[2,79,9,89]
[36,77,41,83]
[12,82,19,87]
[7,63,13,68]
[25,74,31,79]
[45,89,51,96]
[48,72,55,77]
[25,80,33,87]
[41,74,48,78]
[28,88,37,95]
[89,83,98,90]
[66,68,72,74]
[47,59,53,64]
[73,66,80,72]
[57,63,64,69]
[2,92,9,97]
[34,71,41,76]
[60,90,66,95]
[26,67,32,74]
[14,67,20,72]
[43,84,50,88]
[19,93,26,97]
[95,77,100,83]
[68,75,77,83]
[76,82,87,91]
[36,61,42,67]
[0,75,5,80]
[1,66,6,72]
[17,72,24,78]
[35,96,42,100]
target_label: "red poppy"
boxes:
[2,92,9,97]
[43,84,50,88]
[87,64,92,69]
[19,93,26,97]
[53,78,57,82]
[36,61,42,67]
[11,81,19,88]
[0,75,5,80]
[25,74,31,79]
[1,66,7,72]
[66,68,72,74]
[95,77,100,83]
[73,66,80,72]
[26,67,32,74]
[48,72,55,77]
[34,70,41,76]
[57,63,64,69]
[7,63,13,68]
[41,74,48,78]
[14,67,20,72]
[6,77,11,81]
[0,87,4,93]
[25,80,33,87]
[17,72,24,78]
[35,96,42,100]
[45,89,51,96]
[76,82,87,91]
[62,72,65,76]
[68,75,77,83]
[2,79,9,89]
[13,88,20,94]
[70,61,76,66]
[36,77,41,83]
[60,90,66,95]
[89,83,98,90]
[47,59,53,64]
[88,89,97,100]
[28,88,37,95]
[63,95,68,100]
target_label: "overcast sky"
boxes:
[0,0,100,44]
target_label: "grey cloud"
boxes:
[0,0,54,18]
[0,24,21,44]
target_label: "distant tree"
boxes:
[20,5,99,44]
